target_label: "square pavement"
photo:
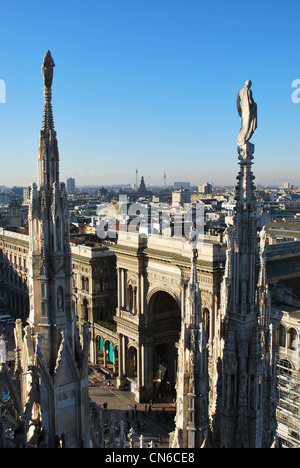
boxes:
[88,365,176,448]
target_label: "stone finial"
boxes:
[42,50,55,90]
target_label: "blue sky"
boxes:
[0,0,300,187]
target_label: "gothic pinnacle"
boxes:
[41,51,55,132]
[38,51,59,188]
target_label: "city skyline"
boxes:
[1,0,300,187]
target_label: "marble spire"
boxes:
[212,82,277,448]
[14,52,91,448]
[172,226,209,448]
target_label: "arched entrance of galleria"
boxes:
[147,290,181,401]
[116,288,182,402]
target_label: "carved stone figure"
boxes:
[128,427,135,448]
[224,224,233,278]
[0,338,6,364]
[57,287,63,310]
[259,225,267,256]
[42,50,55,89]
[237,80,257,146]
[188,222,198,252]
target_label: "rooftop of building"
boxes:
[272,302,300,323]
[267,219,300,239]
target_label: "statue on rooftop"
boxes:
[237,80,257,146]
[42,50,55,89]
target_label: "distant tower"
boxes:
[137,175,148,197]
[66,177,76,194]
[172,227,210,448]
[140,176,145,191]
[136,169,138,190]
[212,82,277,448]
[163,171,166,189]
[14,51,91,448]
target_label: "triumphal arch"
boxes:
[110,231,226,403]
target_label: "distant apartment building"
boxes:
[22,187,31,205]
[0,227,30,320]
[0,192,9,205]
[67,177,76,194]
[198,182,212,194]
[172,187,191,205]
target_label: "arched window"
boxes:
[203,308,210,341]
[288,328,297,351]
[105,341,114,364]
[128,347,137,378]
[126,285,133,313]
[81,276,89,292]
[82,298,89,321]
[277,325,286,348]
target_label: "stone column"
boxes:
[135,275,139,315]
[123,269,127,310]
[117,268,121,309]
[135,343,142,402]
[120,269,125,309]
[117,334,127,390]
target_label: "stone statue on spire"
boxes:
[236,80,257,146]
[42,50,55,89]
